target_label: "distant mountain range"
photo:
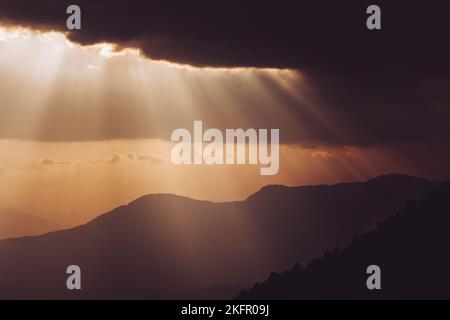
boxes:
[238,182,450,299]
[0,207,61,240]
[0,174,444,299]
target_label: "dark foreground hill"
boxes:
[0,174,442,299]
[238,183,450,299]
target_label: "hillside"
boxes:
[0,174,442,299]
[238,183,450,299]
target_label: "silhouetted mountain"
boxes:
[238,183,450,299]
[0,207,61,240]
[0,174,443,299]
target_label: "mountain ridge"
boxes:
[0,173,444,299]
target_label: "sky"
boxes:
[0,1,449,225]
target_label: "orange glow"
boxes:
[0,23,415,228]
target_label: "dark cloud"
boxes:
[1,0,449,77]
[1,0,449,149]
[288,74,450,147]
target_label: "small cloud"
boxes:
[41,158,71,166]
[91,154,121,164]
[57,161,71,165]
[136,154,164,163]
[41,158,55,166]
[109,154,121,163]
[91,153,162,164]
